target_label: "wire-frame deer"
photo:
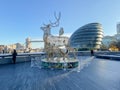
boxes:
[40,12,61,49]
[40,12,76,61]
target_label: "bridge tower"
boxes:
[26,37,31,49]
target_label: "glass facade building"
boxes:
[117,23,120,34]
[69,23,103,49]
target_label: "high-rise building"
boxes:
[117,22,120,34]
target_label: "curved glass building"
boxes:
[69,23,103,50]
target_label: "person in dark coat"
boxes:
[12,49,17,64]
[90,50,94,56]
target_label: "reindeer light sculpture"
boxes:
[40,12,78,69]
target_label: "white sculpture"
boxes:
[40,12,76,61]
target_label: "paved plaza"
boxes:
[0,56,120,90]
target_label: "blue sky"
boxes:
[0,0,120,48]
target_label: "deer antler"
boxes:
[41,12,61,30]
[49,12,61,27]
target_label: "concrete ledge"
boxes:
[95,54,120,61]
[1,51,120,64]
[0,56,32,64]
[0,52,45,64]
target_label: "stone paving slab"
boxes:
[0,57,120,90]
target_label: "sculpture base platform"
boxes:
[41,58,79,69]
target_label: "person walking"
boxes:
[90,50,94,56]
[12,49,17,64]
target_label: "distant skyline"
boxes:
[0,0,120,48]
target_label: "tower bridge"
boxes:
[26,38,44,49]
[30,39,43,42]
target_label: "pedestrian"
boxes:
[91,50,94,56]
[12,49,17,64]
[2,50,4,54]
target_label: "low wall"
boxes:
[77,51,120,56]
[0,55,42,64]
[0,51,120,64]
[95,55,120,60]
